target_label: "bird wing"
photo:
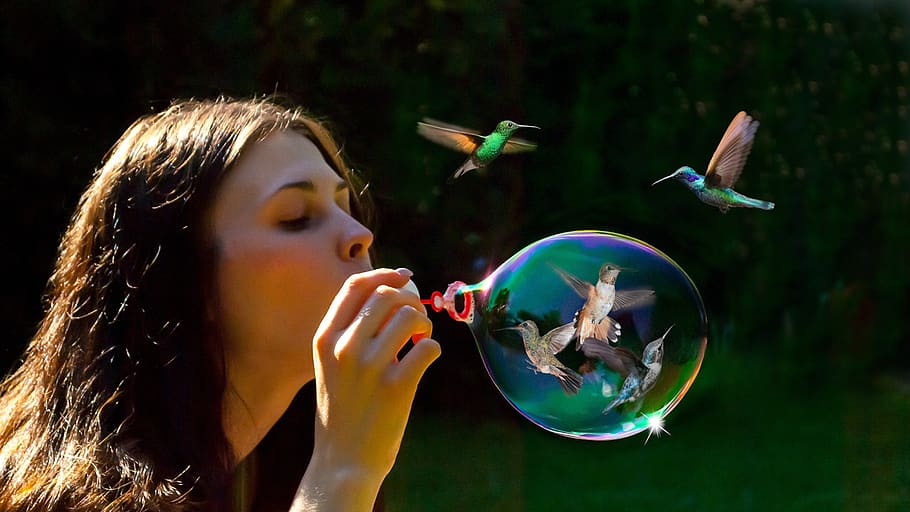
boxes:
[549,263,592,299]
[501,137,538,154]
[612,289,656,312]
[581,339,640,377]
[416,118,484,154]
[704,111,760,189]
[546,321,576,354]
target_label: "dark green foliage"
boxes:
[4,0,907,381]
[4,0,908,382]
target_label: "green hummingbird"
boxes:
[652,111,775,213]
[416,118,540,180]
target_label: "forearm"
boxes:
[289,462,385,512]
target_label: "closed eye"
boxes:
[279,216,312,231]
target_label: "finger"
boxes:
[317,268,413,338]
[337,285,427,357]
[366,304,433,363]
[393,337,442,390]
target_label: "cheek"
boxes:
[215,238,340,356]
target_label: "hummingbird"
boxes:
[601,325,672,414]
[637,325,670,393]
[501,320,583,396]
[550,263,655,349]
[416,118,540,181]
[651,111,775,213]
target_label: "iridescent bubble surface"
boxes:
[448,231,706,440]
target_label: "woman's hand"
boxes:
[293,268,441,511]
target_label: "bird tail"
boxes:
[556,367,584,396]
[602,396,622,414]
[449,158,479,181]
[744,197,775,210]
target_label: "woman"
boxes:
[0,97,441,511]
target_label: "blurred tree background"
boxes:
[2,0,908,510]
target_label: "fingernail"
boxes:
[396,267,414,277]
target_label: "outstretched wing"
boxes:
[704,111,760,189]
[546,321,577,354]
[581,339,640,378]
[417,118,484,154]
[613,289,656,312]
[501,137,538,154]
[549,263,592,299]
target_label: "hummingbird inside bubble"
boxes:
[419,231,707,441]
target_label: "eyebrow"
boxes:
[277,180,349,194]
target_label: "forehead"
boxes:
[225,131,342,195]
[216,131,347,209]
[207,131,345,227]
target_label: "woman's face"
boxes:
[208,131,373,380]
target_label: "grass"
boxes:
[385,353,910,511]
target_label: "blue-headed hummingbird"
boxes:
[417,118,539,181]
[652,111,775,212]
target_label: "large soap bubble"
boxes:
[423,231,706,440]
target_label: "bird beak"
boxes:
[651,174,675,186]
[516,124,540,130]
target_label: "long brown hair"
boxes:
[0,97,371,511]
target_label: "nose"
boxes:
[339,217,373,261]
